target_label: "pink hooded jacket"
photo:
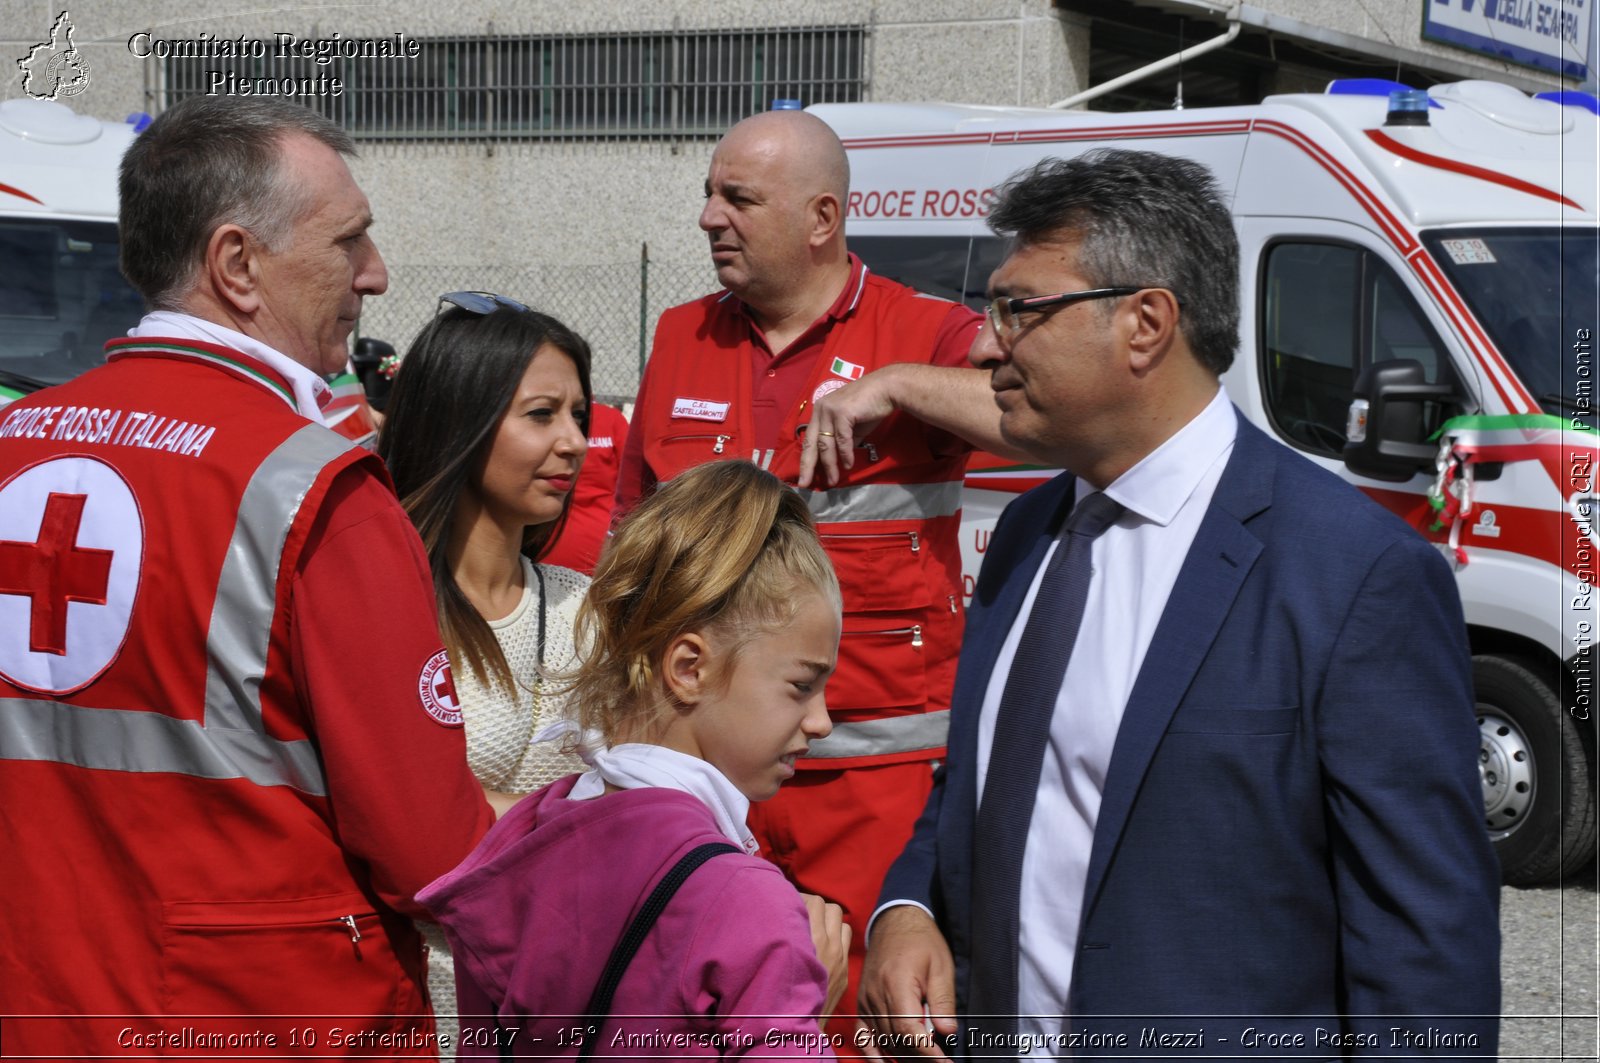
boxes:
[418,775,834,1059]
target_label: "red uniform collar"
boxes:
[104,337,298,410]
[724,254,870,354]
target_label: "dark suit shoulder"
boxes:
[994,471,1074,536]
[1230,420,1455,595]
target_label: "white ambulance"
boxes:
[813,79,1599,885]
[0,98,377,440]
[0,98,145,407]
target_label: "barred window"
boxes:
[162,25,868,141]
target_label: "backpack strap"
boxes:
[574,841,741,1060]
[493,841,741,1060]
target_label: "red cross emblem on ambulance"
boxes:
[0,456,143,694]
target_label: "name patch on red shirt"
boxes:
[671,398,730,422]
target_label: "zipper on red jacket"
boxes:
[822,529,920,553]
[845,624,923,648]
[339,914,362,958]
[661,432,731,455]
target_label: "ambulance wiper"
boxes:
[1538,392,1589,415]
[0,367,47,395]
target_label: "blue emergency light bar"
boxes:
[1326,79,1442,108]
[1533,90,1600,115]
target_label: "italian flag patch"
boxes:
[830,357,865,381]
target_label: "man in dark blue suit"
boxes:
[856,149,1500,1061]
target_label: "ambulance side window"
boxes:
[849,236,1007,312]
[1260,240,1452,457]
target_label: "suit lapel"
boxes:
[1079,415,1275,916]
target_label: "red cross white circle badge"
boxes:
[417,648,463,727]
[0,456,143,694]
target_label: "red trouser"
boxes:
[748,760,937,1056]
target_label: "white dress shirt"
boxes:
[975,387,1236,1036]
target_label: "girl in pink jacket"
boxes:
[420,460,850,1059]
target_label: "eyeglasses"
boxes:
[985,286,1182,345]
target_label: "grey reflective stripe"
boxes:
[804,709,950,759]
[804,480,963,524]
[0,697,326,791]
[1,424,357,795]
[204,425,353,736]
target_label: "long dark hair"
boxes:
[378,304,594,690]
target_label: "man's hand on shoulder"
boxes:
[858,905,958,1061]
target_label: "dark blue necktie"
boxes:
[967,490,1124,1043]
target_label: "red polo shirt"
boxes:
[741,255,981,455]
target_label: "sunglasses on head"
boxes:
[410,290,532,368]
[437,290,530,316]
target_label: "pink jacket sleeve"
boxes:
[682,863,835,1058]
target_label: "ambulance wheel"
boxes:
[1475,655,1596,886]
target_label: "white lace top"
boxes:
[425,558,588,1055]
[456,557,590,792]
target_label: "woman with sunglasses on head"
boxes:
[377,292,593,1056]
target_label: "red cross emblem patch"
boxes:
[417,648,462,727]
[0,456,143,694]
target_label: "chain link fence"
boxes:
[356,250,714,402]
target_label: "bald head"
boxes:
[718,110,850,204]
[698,110,853,318]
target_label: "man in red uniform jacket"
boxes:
[617,109,1017,1046]
[543,401,628,574]
[0,97,493,1058]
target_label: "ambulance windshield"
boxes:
[1423,228,1598,430]
[0,219,145,394]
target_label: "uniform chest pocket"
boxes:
[656,430,733,465]
[820,530,933,614]
[159,893,408,1016]
[828,623,927,713]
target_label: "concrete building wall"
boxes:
[0,0,1579,394]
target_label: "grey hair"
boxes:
[118,97,355,309]
[987,148,1240,374]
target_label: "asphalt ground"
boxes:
[1499,856,1599,1061]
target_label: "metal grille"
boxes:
[162,25,868,141]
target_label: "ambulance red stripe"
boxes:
[1366,129,1584,210]
[0,181,43,205]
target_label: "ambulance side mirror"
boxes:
[1342,359,1457,482]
